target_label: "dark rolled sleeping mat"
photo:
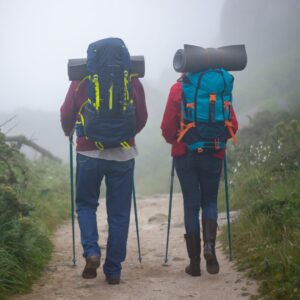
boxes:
[68,55,145,81]
[173,44,247,73]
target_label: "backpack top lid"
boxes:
[184,68,234,95]
[86,37,131,75]
[85,38,132,107]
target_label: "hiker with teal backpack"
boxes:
[161,58,238,276]
[60,38,147,284]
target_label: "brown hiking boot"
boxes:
[202,219,220,274]
[82,255,101,279]
[184,234,201,276]
[105,276,120,285]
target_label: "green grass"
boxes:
[219,113,300,300]
[0,133,70,299]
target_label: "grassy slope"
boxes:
[0,133,70,299]
[219,111,300,299]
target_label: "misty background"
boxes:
[1,0,300,194]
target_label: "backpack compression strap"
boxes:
[177,111,195,143]
[92,74,101,110]
[95,141,131,150]
[123,70,134,112]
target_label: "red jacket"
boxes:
[161,81,238,159]
[60,78,148,151]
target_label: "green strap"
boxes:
[109,84,113,110]
[120,141,131,149]
[123,70,129,111]
[95,141,104,150]
[92,74,101,110]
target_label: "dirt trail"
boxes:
[15,194,257,300]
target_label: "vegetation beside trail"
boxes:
[220,109,300,300]
[0,132,70,299]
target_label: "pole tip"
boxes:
[162,259,170,267]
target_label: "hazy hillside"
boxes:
[0,109,66,160]
[221,0,300,58]
[220,0,300,113]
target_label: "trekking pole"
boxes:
[132,180,142,263]
[224,153,233,261]
[69,134,76,266]
[164,159,175,265]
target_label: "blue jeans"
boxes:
[174,153,223,235]
[76,153,134,278]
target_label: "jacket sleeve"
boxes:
[230,106,238,134]
[160,82,182,144]
[60,82,80,137]
[132,78,148,134]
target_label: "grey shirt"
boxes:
[77,146,138,161]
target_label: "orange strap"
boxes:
[210,94,216,103]
[177,110,195,143]
[177,121,196,143]
[186,103,195,109]
[225,120,238,145]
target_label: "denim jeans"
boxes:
[76,153,134,278]
[174,153,223,235]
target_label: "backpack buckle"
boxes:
[120,141,131,150]
[209,94,216,103]
[224,101,231,111]
[214,138,221,150]
[186,103,195,109]
[95,142,104,150]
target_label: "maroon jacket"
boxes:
[61,78,148,151]
[161,81,238,159]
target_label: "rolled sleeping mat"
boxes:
[173,44,247,73]
[129,56,145,78]
[68,55,145,81]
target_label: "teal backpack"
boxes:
[177,68,236,152]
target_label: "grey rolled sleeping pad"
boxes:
[173,44,247,73]
[68,56,145,81]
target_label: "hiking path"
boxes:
[15,194,258,300]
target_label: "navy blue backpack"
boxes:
[76,38,136,149]
[177,69,237,153]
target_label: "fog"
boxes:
[1,0,299,194]
[0,0,225,112]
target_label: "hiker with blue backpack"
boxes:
[161,44,242,276]
[60,38,147,284]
